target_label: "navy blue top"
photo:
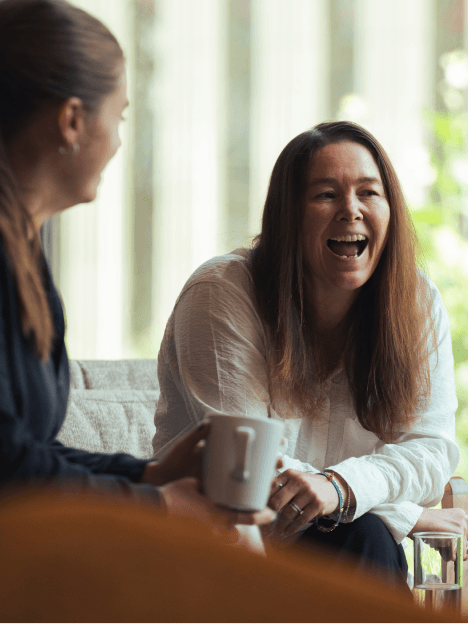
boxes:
[0,237,160,504]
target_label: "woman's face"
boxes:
[75,65,128,204]
[301,141,390,299]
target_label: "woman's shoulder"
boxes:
[418,271,450,340]
[418,271,445,313]
[181,248,254,295]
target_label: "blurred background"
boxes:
[44,0,468,474]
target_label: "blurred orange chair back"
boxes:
[0,488,460,623]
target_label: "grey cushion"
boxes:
[59,360,160,460]
[58,389,158,459]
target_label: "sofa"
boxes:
[57,359,468,610]
[58,359,468,516]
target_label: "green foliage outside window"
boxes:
[409,56,468,477]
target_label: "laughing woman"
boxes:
[153,121,466,591]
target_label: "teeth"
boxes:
[340,253,359,258]
[329,234,367,242]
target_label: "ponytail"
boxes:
[0,131,53,361]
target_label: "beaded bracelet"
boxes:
[313,471,344,532]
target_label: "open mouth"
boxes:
[327,234,368,258]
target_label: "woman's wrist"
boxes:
[140,460,166,486]
[156,486,169,514]
[327,470,355,510]
[314,472,344,532]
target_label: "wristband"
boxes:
[313,471,343,532]
[343,479,351,520]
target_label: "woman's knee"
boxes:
[347,513,392,545]
[342,514,406,567]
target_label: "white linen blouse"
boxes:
[153,249,460,544]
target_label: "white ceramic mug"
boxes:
[203,413,284,511]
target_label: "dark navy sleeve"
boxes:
[0,238,162,506]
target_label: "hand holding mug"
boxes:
[141,421,279,530]
[160,477,276,529]
[141,423,210,486]
[203,414,285,512]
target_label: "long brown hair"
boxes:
[0,0,123,361]
[250,121,434,442]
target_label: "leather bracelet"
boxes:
[313,471,344,532]
[343,479,351,521]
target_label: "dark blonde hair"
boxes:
[250,121,434,442]
[0,0,123,360]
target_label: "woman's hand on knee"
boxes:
[266,470,340,537]
[408,508,468,560]
[160,477,277,529]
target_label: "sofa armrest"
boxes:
[441,476,468,613]
[442,476,468,512]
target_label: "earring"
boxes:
[58,143,80,155]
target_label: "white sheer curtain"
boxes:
[249,0,330,234]
[152,0,228,342]
[52,0,133,359]
[52,0,449,360]
[353,0,435,207]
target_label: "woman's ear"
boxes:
[57,97,85,148]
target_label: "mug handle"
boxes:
[231,426,256,483]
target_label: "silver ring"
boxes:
[288,501,303,516]
[277,482,284,490]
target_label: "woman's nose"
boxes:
[336,194,363,221]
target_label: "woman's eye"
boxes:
[361,189,378,196]
[316,191,335,199]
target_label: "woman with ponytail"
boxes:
[0,0,276,530]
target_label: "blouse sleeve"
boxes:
[367,502,424,544]
[154,279,273,453]
[0,361,161,504]
[0,248,162,508]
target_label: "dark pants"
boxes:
[297,513,411,595]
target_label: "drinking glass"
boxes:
[413,531,463,612]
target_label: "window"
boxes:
[48,0,468,471]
